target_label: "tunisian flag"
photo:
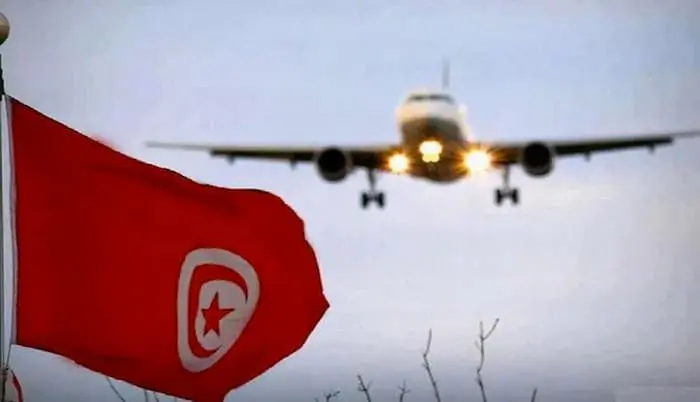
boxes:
[8,96,329,401]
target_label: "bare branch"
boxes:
[475,318,500,402]
[324,389,341,402]
[397,380,410,402]
[104,376,126,402]
[356,374,372,402]
[483,318,500,340]
[530,387,538,402]
[421,329,442,402]
[311,320,539,402]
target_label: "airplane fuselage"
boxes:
[394,90,470,183]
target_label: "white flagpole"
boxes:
[0,52,5,401]
[0,11,11,401]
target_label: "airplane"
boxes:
[146,60,700,209]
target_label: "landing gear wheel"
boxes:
[495,189,504,206]
[511,188,520,205]
[376,192,385,208]
[361,192,371,209]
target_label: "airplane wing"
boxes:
[475,130,700,166]
[145,141,402,171]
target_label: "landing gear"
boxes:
[361,192,385,209]
[495,188,519,206]
[360,169,385,209]
[494,166,520,206]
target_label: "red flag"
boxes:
[8,97,329,401]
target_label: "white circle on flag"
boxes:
[177,248,261,373]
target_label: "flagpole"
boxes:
[0,11,10,401]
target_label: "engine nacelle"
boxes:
[520,142,555,177]
[315,147,353,182]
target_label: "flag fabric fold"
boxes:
[8,96,329,401]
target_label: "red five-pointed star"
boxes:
[201,292,235,337]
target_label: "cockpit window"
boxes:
[407,94,454,104]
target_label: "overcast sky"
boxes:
[2,0,700,401]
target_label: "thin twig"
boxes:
[152,391,161,402]
[105,376,127,402]
[421,329,442,402]
[397,380,410,402]
[323,389,340,402]
[530,387,538,402]
[475,318,500,402]
[356,374,373,402]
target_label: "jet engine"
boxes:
[520,142,555,177]
[315,147,353,182]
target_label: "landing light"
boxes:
[422,154,441,163]
[388,153,410,173]
[464,149,492,172]
[419,140,443,156]
[420,140,443,163]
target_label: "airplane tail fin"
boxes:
[441,58,450,90]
